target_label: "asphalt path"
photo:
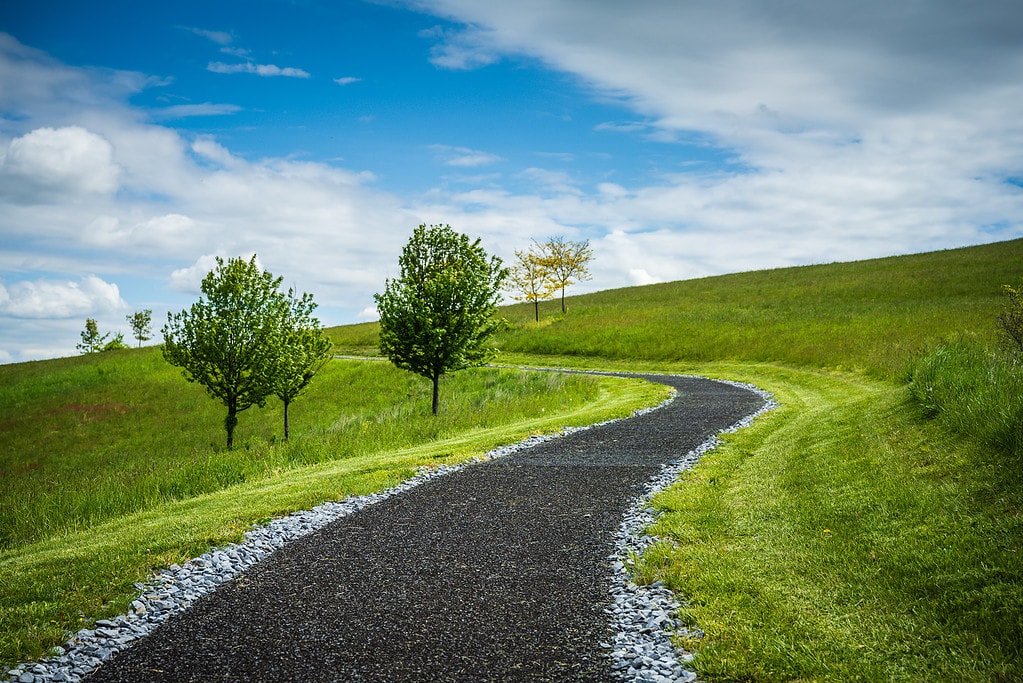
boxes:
[84,374,766,682]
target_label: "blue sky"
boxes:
[2,0,1023,363]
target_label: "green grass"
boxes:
[630,363,1022,681]
[493,238,1023,379]
[0,350,669,667]
[5,237,1023,679]
[0,348,626,549]
[907,337,1023,457]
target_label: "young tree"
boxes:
[76,318,109,354]
[506,246,556,322]
[127,309,153,348]
[102,332,130,351]
[540,236,594,313]
[162,255,287,449]
[267,290,333,440]
[374,224,507,415]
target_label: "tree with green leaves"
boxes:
[375,224,507,415]
[506,246,556,322]
[76,318,109,354]
[162,255,288,449]
[540,236,593,313]
[267,290,333,440]
[126,309,153,348]
[102,333,129,351]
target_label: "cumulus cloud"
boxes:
[334,76,361,86]
[0,275,127,319]
[357,305,379,321]
[207,61,310,78]
[168,254,226,293]
[0,126,121,200]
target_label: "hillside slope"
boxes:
[495,238,1023,376]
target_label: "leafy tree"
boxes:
[76,318,109,354]
[997,284,1023,353]
[102,332,129,351]
[126,309,153,348]
[267,290,333,440]
[507,246,556,322]
[162,255,287,449]
[375,224,507,415]
[540,236,593,313]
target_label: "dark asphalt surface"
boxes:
[84,374,765,682]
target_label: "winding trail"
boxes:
[83,374,766,682]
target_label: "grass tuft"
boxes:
[907,337,1023,457]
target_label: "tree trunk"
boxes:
[283,398,291,440]
[225,402,238,450]
[431,372,440,416]
[533,300,539,322]
[561,286,567,314]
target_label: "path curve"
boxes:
[82,374,766,682]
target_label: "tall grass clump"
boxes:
[908,338,1023,457]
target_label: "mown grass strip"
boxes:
[0,366,668,668]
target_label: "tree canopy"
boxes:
[126,310,153,348]
[374,224,507,414]
[267,290,333,440]
[162,255,329,448]
[76,318,109,354]
[540,236,593,313]
[506,246,556,322]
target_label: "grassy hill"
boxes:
[335,237,1023,377]
[4,237,1022,680]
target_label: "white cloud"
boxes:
[517,167,581,195]
[5,3,1023,363]
[628,268,657,286]
[85,213,198,251]
[407,0,1023,264]
[357,305,379,321]
[0,275,127,319]
[429,144,504,167]
[419,25,501,70]
[168,254,225,293]
[150,103,242,119]
[334,76,361,86]
[220,47,252,59]
[0,126,121,200]
[207,61,310,78]
[184,27,233,46]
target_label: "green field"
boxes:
[3,238,1023,679]
[0,353,666,667]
